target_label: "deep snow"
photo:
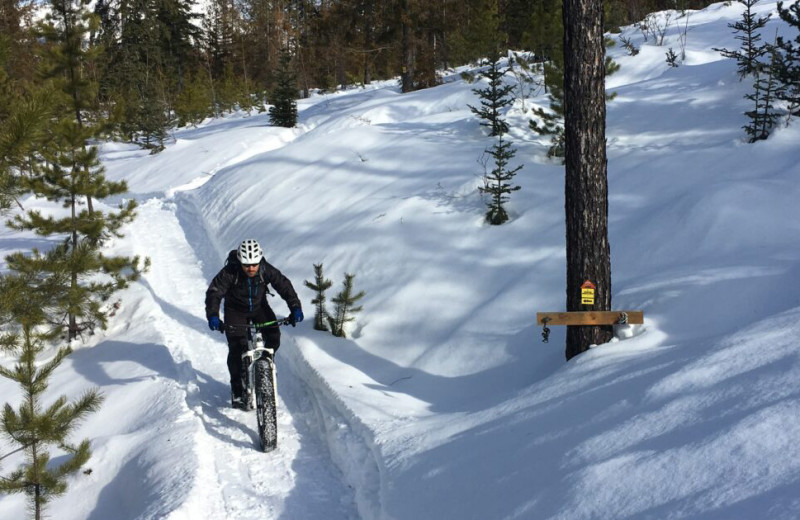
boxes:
[1,1,800,519]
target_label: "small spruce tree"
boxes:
[303,263,333,331]
[480,135,522,225]
[269,49,298,128]
[136,77,173,152]
[328,273,365,338]
[666,47,680,67]
[470,51,523,224]
[713,0,771,79]
[174,69,213,127]
[468,52,514,137]
[0,249,104,520]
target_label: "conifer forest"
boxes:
[2,0,724,150]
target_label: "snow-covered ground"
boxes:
[2,1,800,518]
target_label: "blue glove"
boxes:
[289,307,304,327]
[208,316,221,331]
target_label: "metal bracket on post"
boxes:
[541,317,551,343]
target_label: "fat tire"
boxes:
[254,357,277,452]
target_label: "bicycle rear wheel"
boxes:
[254,357,277,452]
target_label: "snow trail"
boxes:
[127,198,357,519]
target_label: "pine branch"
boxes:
[0,442,35,463]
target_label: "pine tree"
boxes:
[236,0,286,92]
[713,0,771,79]
[303,263,333,332]
[445,0,502,66]
[9,0,146,340]
[0,96,50,213]
[398,0,443,92]
[776,0,800,115]
[503,0,534,49]
[269,49,298,128]
[0,45,53,213]
[102,0,199,145]
[0,0,37,86]
[0,248,104,520]
[480,135,522,225]
[136,76,173,151]
[174,69,213,127]
[470,51,523,225]
[469,52,513,137]
[328,273,365,339]
[744,46,784,141]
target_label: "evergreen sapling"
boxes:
[480,135,522,225]
[328,273,365,338]
[744,44,784,141]
[666,47,680,67]
[303,263,333,331]
[269,49,298,128]
[468,52,514,136]
[0,249,104,520]
[713,0,771,79]
[469,52,523,225]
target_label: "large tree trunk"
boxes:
[563,0,612,361]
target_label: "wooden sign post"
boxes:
[536,310,644,343]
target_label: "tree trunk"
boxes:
[69,194,79,340]
[400,0,413,92]
[563,0,612,361]
[31,405,42,519]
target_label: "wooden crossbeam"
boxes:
[536,311,644,326]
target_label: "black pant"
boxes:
[224,305,280,397]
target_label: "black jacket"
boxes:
[205,250,301,319]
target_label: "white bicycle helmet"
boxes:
[237,239,263,265]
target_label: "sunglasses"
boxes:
[242,263,259,268]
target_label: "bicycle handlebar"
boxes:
[218,317,293,334]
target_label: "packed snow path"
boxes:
[128,198,357,519]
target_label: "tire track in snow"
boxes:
[127,198,357,519]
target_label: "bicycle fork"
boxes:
[241,337,276,410]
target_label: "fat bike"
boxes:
[221,317,291,452]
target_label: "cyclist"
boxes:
[205,239,303,409]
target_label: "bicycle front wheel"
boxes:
[254,357,277,452]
